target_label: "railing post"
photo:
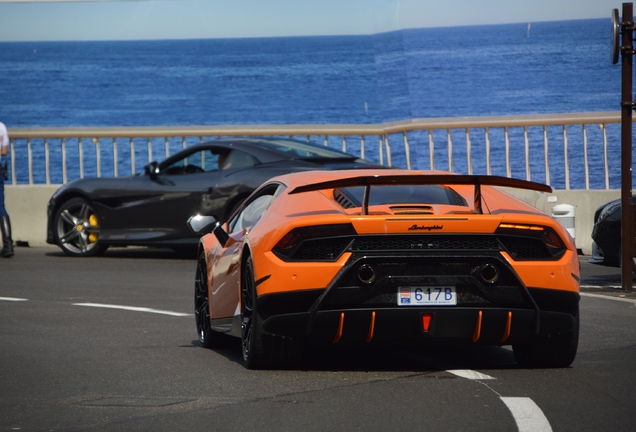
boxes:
[465,128,472,175]
[485,128,491,176]
[62,138,68,184]
[45,138,50,185]
[543,126,550,186]
[504,127,511,178]
[378,135,384,166]
[563,125,570,190]
[447,129,453,172]
[130,138,135,175]
[94,138,101,178]
[342,136,347,153]
[602,124,609,189]
[113,137,118,178]
[402,132,411,170]
[582,124,589,189]
[10,138,15,185]
[27,138,33,185]
[360,135,366,160]
[428,130,435,170]
[79,137,84,179]
[147,137,152,163]
[165,137,170,159]
[384,134,392,167]
[523,126,530,181]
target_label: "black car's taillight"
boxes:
[495,223,567,260]
[273,224,356,262]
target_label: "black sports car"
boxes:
[46,137,380,257]
[589,194,636,272]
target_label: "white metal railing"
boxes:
[4,111,626,190]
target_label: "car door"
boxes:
[112,148,223,241]
[210,187,278,319]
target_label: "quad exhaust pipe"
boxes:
[476,263,500,284]
[358,264,376,284]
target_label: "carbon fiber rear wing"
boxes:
[288,174,552,214]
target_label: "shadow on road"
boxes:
[44,246,197,260]
[193,336,524,373]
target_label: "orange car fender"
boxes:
[499,249,580,293]
[251,250,350,296]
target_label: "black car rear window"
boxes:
[252,139,355,160]
[337,185,468,207]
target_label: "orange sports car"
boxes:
[189,169,580,369]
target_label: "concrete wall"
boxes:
[2,185,622,254]
[4,185,59,247]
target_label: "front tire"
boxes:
[195,251,227,348]
[513,312,579,368]
[53,197,108,257]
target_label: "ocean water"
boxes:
[0,18,629,188]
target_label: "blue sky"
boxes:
[0,0,618,41]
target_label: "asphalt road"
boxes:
[1,246,635,431]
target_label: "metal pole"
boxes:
[620,2,634,292]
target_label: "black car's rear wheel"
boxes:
[513,312,579,368]
[195,251,227,348]
[241,254,301,369]
[53,197,108,257]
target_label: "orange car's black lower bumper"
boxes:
[262,307,577,347]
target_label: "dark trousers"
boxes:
[0,173,7,218]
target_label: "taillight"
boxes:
[495,223,567,260]
[273,224,356,261]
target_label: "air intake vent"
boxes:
[333,188,357,209]
[389,205,434,215]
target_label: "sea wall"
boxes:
[2,185,621,255]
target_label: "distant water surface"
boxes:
[0,18,629,188]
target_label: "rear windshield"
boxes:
[251,139,356,160]
[338,185,468,207]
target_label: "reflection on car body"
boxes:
[46,137,380,257]
[190,169,580,370]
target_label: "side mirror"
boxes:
[187,214,218,234]
[187,215,230,246]
[144,161,159,179]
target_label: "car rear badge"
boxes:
[408,224,443,231]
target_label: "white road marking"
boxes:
[73,303,192,317]
[580,292,636,304]
[0,297,28,302]
[446,369,496,380]
[501,397,552,432]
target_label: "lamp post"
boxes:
[611,3,635,292]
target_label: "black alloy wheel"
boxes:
[241,255,260,368]
[195,251,226,348]
[241,254,302,370]
[53,197,108,257]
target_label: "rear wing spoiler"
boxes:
[288,174,552,215]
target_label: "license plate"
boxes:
[397,286,457,306]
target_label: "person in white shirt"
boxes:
[0,121,14,257]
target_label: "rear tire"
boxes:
[513,312,579,368]
[241,254,301,369]
[53,197,108,257]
